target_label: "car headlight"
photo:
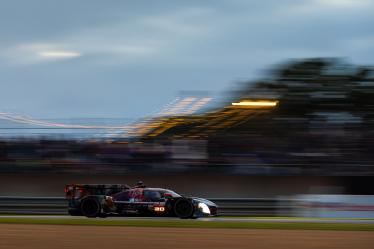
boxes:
[198,202,210,214]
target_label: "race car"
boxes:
[65,182,218,219]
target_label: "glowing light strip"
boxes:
[231,100,278,107]
[163,97,196,116]
[0,96,213,136]
[154,98,181,116]
[0,112,131,129]
[183,97,212,115]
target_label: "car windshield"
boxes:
[143,190,162,201]
[161,189,181,198]
[143,189,181,201]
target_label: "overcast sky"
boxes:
[0,0,373,119]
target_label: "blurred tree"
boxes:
[146,58,374,174]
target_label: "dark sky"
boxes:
[1,0,373,119]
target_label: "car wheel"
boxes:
[174,198,194,219]
[81,197,101,218]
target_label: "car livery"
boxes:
[65,183,218,219]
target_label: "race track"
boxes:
[1,215,374,224]
[2,215,374,249]
[1,223,373,249]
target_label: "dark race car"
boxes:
[65,182,218,219]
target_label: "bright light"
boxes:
[198,203,210,214]
[39,51,81,59]
[232,100,278,107]
[154,206,165,212]
[0,112,131,129]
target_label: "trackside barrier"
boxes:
[292,195,374,218]
[0,196,293,216]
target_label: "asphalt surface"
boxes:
[1,215,374,224]
[3,224,374,249]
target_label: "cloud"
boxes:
[2,40,159,65]
[39,51,81,59]
[0,1,373,119]
[2,43,81,64]
[312,0,372,8]
[0,6,215,66]
[285,0,374,15]
[1,2,373,69]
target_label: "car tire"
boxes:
[174,198,194,219]
[81,197,101,218]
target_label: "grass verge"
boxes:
[0,217,374,231]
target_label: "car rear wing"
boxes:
[65,184,130,199]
